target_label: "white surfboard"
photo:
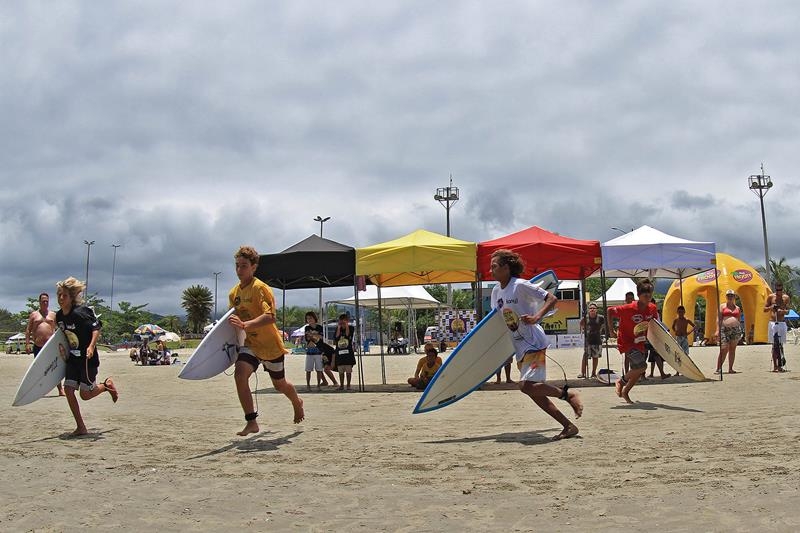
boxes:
[414,270,559,414]
[12,328,69,406]
[178,308,244,380]
[646,318,706,381]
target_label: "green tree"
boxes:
[182,285,213,333]
[97,301,151,343]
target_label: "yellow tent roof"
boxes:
[356,229,477,286]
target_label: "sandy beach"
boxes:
[1,342,799,532]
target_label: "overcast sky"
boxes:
[1,1,798,320]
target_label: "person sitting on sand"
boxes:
[408,342,443,390]
[228,246,304,436]
[606,278,659,404]
[490,249,583,440]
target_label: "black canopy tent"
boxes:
[254,235,366,390]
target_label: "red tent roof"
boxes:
[477,226,602,280]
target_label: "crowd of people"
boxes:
[19,244,792,442]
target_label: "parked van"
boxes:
[423,326,439,343]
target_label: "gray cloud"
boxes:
[2,1,800,317]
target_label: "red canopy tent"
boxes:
[477,226,602,281]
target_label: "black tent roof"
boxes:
[255,235,356,290]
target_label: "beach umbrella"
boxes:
[158,331,181,342]
[134,324,166,336]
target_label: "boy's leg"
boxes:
[272,377,304,423]
[591,356,599,377]
[346,371,352,389]
[234,360,259,436]
[520,381,582,440]
[305,371,311,389]
[64,386,87,436]
[338,372,345,390]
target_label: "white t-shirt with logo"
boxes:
[491,277,550,361]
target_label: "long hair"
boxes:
[491,249,525,278]
[56,277,85,305]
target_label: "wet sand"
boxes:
[1,343,799,531]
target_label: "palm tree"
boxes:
[182,285,213,333]
[757,257,800,292]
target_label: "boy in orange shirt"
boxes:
[228,246,304,436]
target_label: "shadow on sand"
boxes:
[187,430,303,459]
[425,429,579,447]
[611,401,703,413]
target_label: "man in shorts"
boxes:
[229,246,304,436]
[25,292,64,396]
[579,303,605,379]
[606,279,658,404]
[764,282,790,372]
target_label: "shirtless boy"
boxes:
[25,292,64,396]
[764,282,790,372]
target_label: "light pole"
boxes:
[213,271,222,321]
[83,240,95,298]
[313,216,331,318]
[435,176,459,305]
[110,244,121,311]
[748,163,773,285]
[610,227,632,236]
[434,174,460,237]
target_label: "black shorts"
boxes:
[64,356,99,391]
[33,344,42,357]
[237,350,286,381]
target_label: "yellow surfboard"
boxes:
[647,318,706,381]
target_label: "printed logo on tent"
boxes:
[732,269,753,283]
[696,269,718,284]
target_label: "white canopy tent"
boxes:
[332,285,444,350]
[333,285,442,309]
[594,278,638,306]
[599,225,716,278]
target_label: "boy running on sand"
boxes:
[229,246,303,436]
[606,278,658,404]
[55,277,118,436]
[490,249,583,440]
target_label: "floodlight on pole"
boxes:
[434,174,459,237]
[434,175,460,305]
[313,216,331,317]
[213,271,222,320]
[748,163,773,284]
[110,244,121,312]
[83,240,95,298]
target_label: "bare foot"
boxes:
[237,420,259,436]
[566,390,583,418]
[622,390,634,404]
[615,379,623,397]
[71,427,88,437]
[506,379,515,384]
[292,398,305,423]
[57,386,65,397]
[552,423,579,441]
[103,378,119,403]
[661,373,672,380]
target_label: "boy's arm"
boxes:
[687,320,696,334]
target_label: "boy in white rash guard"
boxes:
[490,249,583,440]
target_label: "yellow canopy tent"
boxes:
[356,229,477,286]
[662,252,771,344]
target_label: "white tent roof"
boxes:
[594,278,638,306]
[332,284,442,309]
[600,225,716,278]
